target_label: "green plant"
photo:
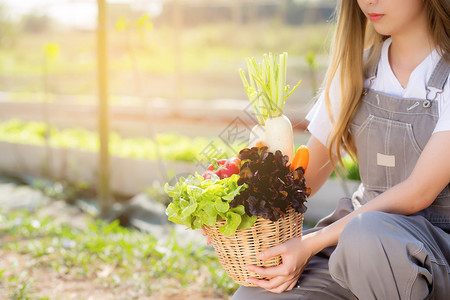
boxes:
[7,275,33,300]
[331,155,361,181]
[0,119,238,162]
[0,209,238,297]
[165,173,254,236]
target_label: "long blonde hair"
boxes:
[324,0,450,168]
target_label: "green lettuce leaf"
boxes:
[215,198,230,213]
[238,214,258,230]
[219,212,241,236]
[165,173,253,235]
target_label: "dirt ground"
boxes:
[0,187,229,300]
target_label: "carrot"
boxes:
[291,145,309,172]
[255,141,266,148]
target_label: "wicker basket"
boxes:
[204,207,303,287]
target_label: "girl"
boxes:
[232,0,450,299]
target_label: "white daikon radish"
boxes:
[264,115,294,163]
[248,124,266,148]
[239,52,300,163]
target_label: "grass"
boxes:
[0,208,237,299]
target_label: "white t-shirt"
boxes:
[306,38,450,148]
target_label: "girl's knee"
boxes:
[329,212,399,281]
[329,212,436,299]
[338,211,398,246]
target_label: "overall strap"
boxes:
[425,55,450,106]
[427,55,450,91]
[362,46,381,95]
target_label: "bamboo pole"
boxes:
[41,53,51,179]
[97,0,111,216]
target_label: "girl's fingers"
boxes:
[268,281,295,294]
[247,276,285,291]
[248,275,298,294]
[246,264,285,278]
[286,280,298,291]
[202,229,211,245]
[257,243,287,260]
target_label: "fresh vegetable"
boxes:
[239,52,300,163]
[165,174,255,236]
[202,157,241,180]
[230,147,310,222]
[254,141,266,148]
[165,53,310,238]
[248,124,266,148]
[203,158,227,179]
[223,157,241,175]
[264,114,294,163]
[291,145,310,172]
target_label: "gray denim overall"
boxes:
[233,56,450,300]
[349,55,450,232]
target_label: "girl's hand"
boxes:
[202,228,211,245]
[246,236,315,294]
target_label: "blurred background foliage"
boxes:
[0,0,361,208]
[0,0,336,102]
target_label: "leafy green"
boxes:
[165,174,253,236]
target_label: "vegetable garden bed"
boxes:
[0,141,201,196]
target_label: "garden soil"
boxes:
[0,181,229,300]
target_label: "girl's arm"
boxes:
[247,131,450,293]
[304,136,334,197]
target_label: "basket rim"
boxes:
[204,205,302,229]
